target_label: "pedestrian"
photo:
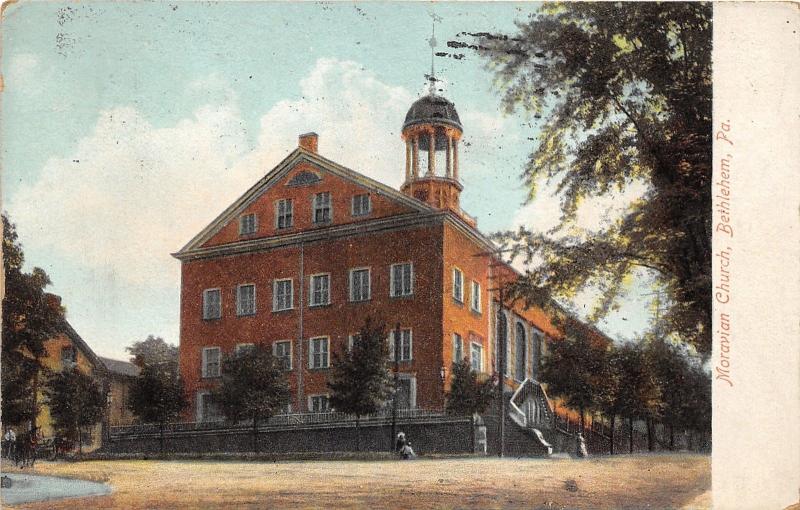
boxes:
[3,428,16,460]
[395,431,406,454]
[400,441,416,460]
[576,433,588,458]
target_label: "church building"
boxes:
[174,90,582,422]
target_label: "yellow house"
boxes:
[34,319,108,452]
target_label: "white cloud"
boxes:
[10,57,516,291]
[6,53,42,90]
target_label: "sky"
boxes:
[2,2,655,360]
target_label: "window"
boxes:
[309,395,330,413]
[197,391,223,422]
[471,281,481,313]
[203,289,221,320]
[452,268,464,303]
[309,274,330,306]
[532,330,543,379]
[309,337,329,369]
[389,329,412,362]
[234,343,254,356]
[273,341,292,370]
[239,213,257,235]
[348,333,361,351]
[61,346,77,368]
[390,262,413,297]
[202,347,221,378]
[351,194,371,216]
[396,375,417,409]
[312,192,332,224]
[453,333,464,364]
[273,279,293,311]
[275,199,293,229]
[470,342,483,372]
[515,322,527,382]
[236,284,256,316]
[349,268,370,302]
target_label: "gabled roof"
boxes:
[174,148,439,256]
[99,356,141,378]
[60,320,107,377]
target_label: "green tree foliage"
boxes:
[212,344,290,452]
[445,358,495,416]
[539,326,609,430]
[43,367,106,454]
[2,214,65,426]
[126,335,179,370]
[463,3,712,354]
[328,318,393,451]
[610,343,663,453]
[127,362,188,454]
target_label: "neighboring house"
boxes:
[34,299,108,452]
[99,357,141,427]
[173,90,611,425]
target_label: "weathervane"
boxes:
[426,13,443,94]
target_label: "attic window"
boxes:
[61,346,77,369]
[239,213,257,235]
[287,171,321,187]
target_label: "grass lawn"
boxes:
[7,453,709,509]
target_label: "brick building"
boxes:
[174,92,582,422]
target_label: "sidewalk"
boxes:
[0,472,111,506]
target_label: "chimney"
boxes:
[298,132,319,153]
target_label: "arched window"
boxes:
[515,322,526,381]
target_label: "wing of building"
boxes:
[173,92,609,423]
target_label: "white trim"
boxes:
[202,288,222,320]
[351,193,371,216]
[272,278,294,311]
[389,328,413,362]
[452,267,464,303]
[274,198,294,230]
[201,346,221,378]
[349,267,371,302]
[238,213,258,235]
[312,191,332,224]
[236,283,256,316]
[389,262,414,297]
[309,273,331,307]
[308,336,330,369]
[470,280,481,313]
[272,340,293,370]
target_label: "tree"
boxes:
[328,317,393,451]
[212,344,290,453]
[43,367,106,455]
[126,335,179,370]
[611,343,663,453]
[2,214,65,427]
[459,3,712,354]
[446,358,495,416]
[127,363,188,454]
[539,324,609,431]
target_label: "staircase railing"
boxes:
[508,378,554,429]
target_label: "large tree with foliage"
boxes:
[212,344,290,453]
[128,362,188,454]
[446,358,495,416]
[610,342,663,453]
[458,3,712,354]
[539,325,610,431]
[126,335,179,370]
[43,367,107,455]
[328,318,393,451]
[2,214,66,426]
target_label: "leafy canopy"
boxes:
[44,367,107,444]
[2,213,66,426]
[126,335,179,370]
[462,3,712,354]
[328,317,393,418]
[212,343,291,424]
[446,358,494,416]
[128,363,188,425]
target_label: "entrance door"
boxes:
[397,379,412,409]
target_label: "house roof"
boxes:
[60,320,107,376]
[99,356,141,378]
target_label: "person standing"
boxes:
[576,433,588,458]
[3,429,16,460]
[395,432,406,454]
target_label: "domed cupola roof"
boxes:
[402,94,462,132]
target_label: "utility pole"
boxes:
[390,322,400,452]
